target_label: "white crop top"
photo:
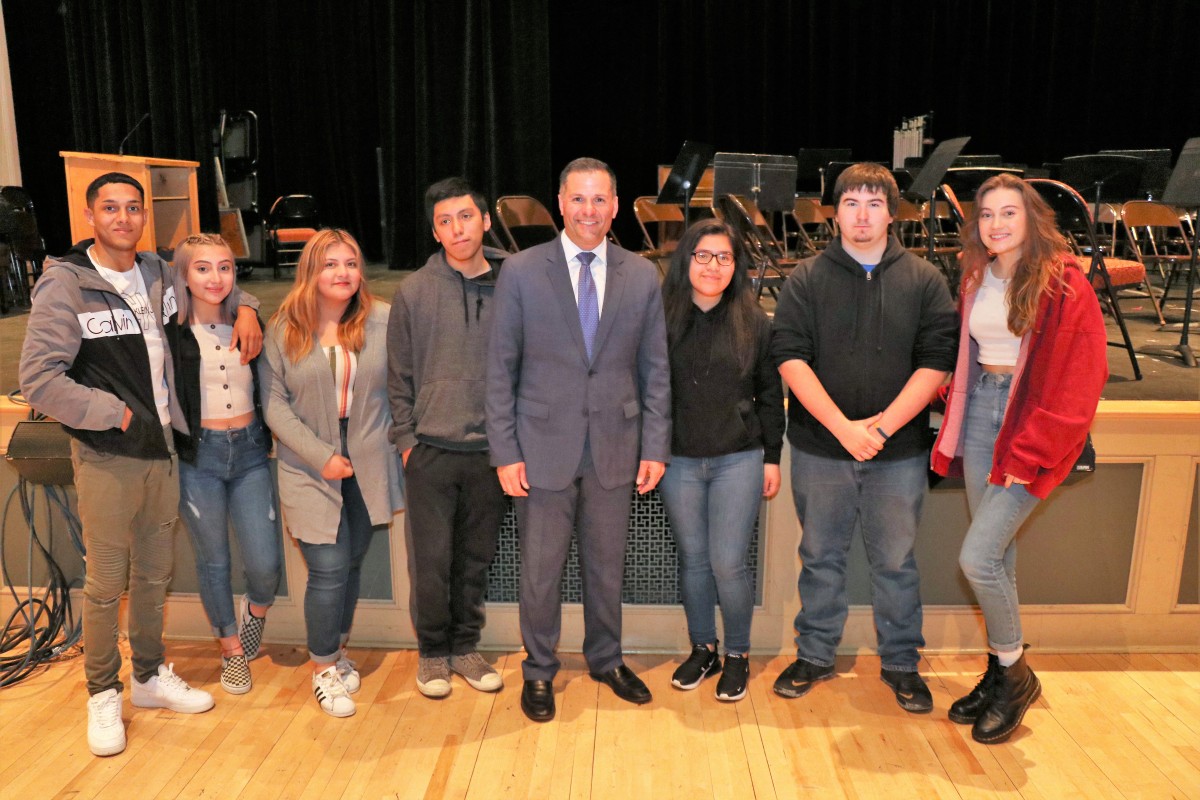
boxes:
[969,266,1021,367]
[191,323,256,419]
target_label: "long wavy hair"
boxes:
[661,219,759,376]
[960,173,1072,335]
[270,229,372,363]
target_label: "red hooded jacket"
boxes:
[931,260,1108,499]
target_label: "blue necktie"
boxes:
[577,251,598,359]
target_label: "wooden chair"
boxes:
[790,197,833,256]
[494,195,557,253]
[1121,200,1194,317]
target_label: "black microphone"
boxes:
[117,112,151,156]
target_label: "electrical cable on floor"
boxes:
[1,455,86,688]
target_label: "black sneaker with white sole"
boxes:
[671,643,721,690]
[715,654,749,701]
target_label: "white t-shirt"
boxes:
[90,248,171,424]
[969,265,1021,367]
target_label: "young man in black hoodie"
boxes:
[387,177,507,698]
[770,163,957,712]
[19,173,261,756]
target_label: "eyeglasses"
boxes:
[691,250,735,266]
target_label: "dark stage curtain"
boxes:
[8,0,1198,262]
[51,0,551,268]
[62,1,217,233]
[378,0,552,269]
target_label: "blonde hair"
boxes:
[174,232,237,323]
[960,174,1072,336]
[270,229,372,362]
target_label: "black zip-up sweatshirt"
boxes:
[770,236,957,460]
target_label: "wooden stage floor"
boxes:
[1,642,1197,799]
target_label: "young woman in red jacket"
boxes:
[931,173,1107,744]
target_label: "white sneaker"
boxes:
[336,649,361,694]
[87,688,126,757]
[313,665,356,717]
[131,663,215,713]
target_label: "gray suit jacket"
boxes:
[486,239,671,491]
[260,303,404,544]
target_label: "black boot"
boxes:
[948,653,1000,725]
[971,651,1041,744]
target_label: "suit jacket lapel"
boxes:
[592,247,626,361]
[545,247,590,364]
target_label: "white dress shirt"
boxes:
[560,232,608,316]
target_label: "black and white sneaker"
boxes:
[239,595,266,661]
[220,654,252,695]
[671,642,721,690]
[715,654,749,702]
[313,665,355,717]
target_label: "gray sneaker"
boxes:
[416,656,452,698]
[449,651,503,692]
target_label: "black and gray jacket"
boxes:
[386,246,506,453]
[19,239,255,460]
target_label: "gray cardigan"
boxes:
[260,303,403,544]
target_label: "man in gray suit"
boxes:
[486,157,671,722]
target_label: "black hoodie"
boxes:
[770,236,957,460]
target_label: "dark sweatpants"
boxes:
[404,443,505,657]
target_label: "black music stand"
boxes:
[657,140,715,231]
[908,136,971,266]
[1158,137,1200,367]
[796,148,852,196]
[1058,154,1146,222]
[712,152,799,213]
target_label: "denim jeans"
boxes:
[660,448,763,654]
[960,373,1040,652]
[790,446,928,671]
[297,418,377,663]
[178,418,281,638]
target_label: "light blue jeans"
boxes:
[659,449,764,654]
[960,373,1040,651]
[178,419,281,638]
[790,447,928,671]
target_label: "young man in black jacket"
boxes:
[770,163,957,712]
[387,177,507,698]
[19,173,261,756]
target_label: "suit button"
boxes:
[588,370,596,376]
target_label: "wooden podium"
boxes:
[60,152,200,256]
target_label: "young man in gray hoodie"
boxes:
[387,177,508,697]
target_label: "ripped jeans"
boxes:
[178,418,281,639]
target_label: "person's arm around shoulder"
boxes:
[166,256,262,362]
[19,268,127,431]
[485,257,528,496]
[635,272,670,494]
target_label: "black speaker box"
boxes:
[5,420,74,486]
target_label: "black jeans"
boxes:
[403,443,505,657]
